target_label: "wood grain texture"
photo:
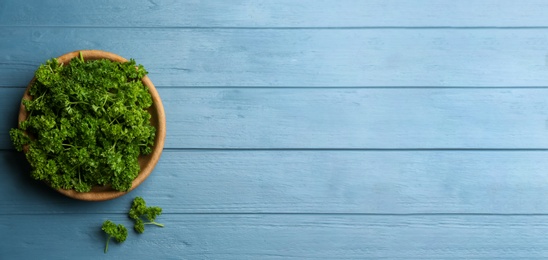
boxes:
[2,1,548,259]
[4,150,548,215]
[3,88,548,150]
[3,214,548,259]
[2,28,548,87]
[2,0,548,27]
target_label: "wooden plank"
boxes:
[2,28,548,87]
[1,88,22,150]
[3,87,548,150]
[160,88,548,149]
[3,214,548,259]
[4,150,548,215]
[2,0,548,27]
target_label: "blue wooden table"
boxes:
[3,1,548,258]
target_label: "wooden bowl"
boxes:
[18,50,166,201]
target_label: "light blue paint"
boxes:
[2,0,548,259]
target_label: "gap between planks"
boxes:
[6,148,548,152]
[6,212,548,216]
[7,85,548,89]
[7,25,548,30]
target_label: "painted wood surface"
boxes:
[4,150,548,215]
[2,0,548,27]
[5,214,548,259]
[2,0,548,259]
[3,28,548,87]
[3,88,548,149]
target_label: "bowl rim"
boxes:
[18,50,166,201]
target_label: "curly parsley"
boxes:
[129,196,164,233]
[102,220,128,253]
[10,54,156,192]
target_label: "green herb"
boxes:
[129,196,164,233]
[9,55,156,192]
[101,220,128,253]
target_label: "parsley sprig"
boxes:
[10,55,156,192]
[129,196,164,233]
[102,220,128,253]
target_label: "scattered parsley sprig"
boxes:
[10,54,156,192]
[129,196,164,233]
[101,197,164,253]
[101,220,128,253]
